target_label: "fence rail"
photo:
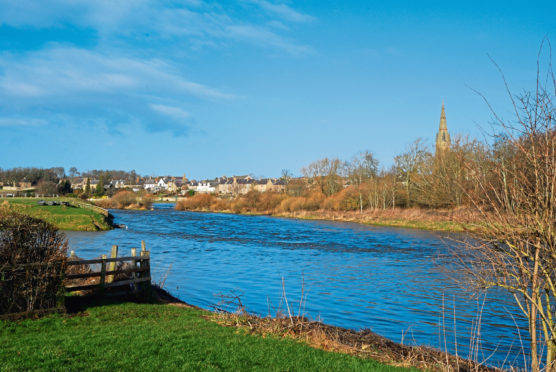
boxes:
[63,199,110,217]
[1,241,152,319]
[65,242,151,295]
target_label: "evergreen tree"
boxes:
[84,178,91,196]
[95,176,105,197]
[56,180,72,195]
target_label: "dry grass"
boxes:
[205,304,497,371]
[275,207,487,233]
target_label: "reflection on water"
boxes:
[65,203,529,368]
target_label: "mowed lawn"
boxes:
[0,302,415,371]
[2,198,111,231]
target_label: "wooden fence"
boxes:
[0,241,151,319]
[63,198,110,217]
[65,241,151,295]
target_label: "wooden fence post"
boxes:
[141,240,146,253]
[56,260,66,311]
[140,250,151,296]
[106,245,118,284]
[99,254,107,292]
[131,248,137,293]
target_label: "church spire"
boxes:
[439,103,447,130]
[435,103,450,154]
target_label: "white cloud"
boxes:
[0,0,314,55]
[150,104,191,120]
[0,46,233,100]
[0,1,316,136]
[0,118,48,127]
[0,46,234,135]
[243,0,314,23]
[227,25,312,55]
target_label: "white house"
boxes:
[143,179,158,192]
[194,181,216,193]
[157,178,169,190]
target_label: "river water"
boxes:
[65,204,529,369]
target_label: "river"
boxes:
[65,203,529,369]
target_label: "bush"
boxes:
[112,190,137,208]
[95,191,154,210]
[303,191,325,211]
[175,193,214,210]
[0,208,67,315]
[258,192,285,212]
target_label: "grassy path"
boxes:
[0,301,414,371]
[1,198,112,231]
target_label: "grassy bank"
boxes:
[0,299,410,371]
[1,198,112,231]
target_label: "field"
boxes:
[0,300,411,372]
[1,198,112,231]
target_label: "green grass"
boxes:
[0,301,413,372]
[2,198,112,231]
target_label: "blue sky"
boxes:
[1,0,554,179]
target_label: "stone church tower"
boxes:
[435,103,450,155]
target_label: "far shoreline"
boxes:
[167,204,480,233]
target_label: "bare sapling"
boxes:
[460,39,556,371]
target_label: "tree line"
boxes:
[0,167,143,196]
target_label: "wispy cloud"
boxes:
[0,46,233,135]
[243,0,315,23]
[0,0,314,55]
[226,25,312,55]
[0,1,316,137]
[0,118,48,127]
[150,104,191,120]
[0,47,233,100]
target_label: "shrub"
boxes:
[0,208,67,315]
[140,194,154,210]
[258,192,285,213]
[95,191,154,210]
[176,193,214,210]
[112,190,137,208]
[211,198,231,211]
[303,191,325,211]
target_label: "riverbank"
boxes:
[272,208,483,233]
[155,288,493,372]
[174,203,484,233]
[1,198,113,231]
[0,293,410,372]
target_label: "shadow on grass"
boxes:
[64,285,197,314]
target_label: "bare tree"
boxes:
[462,42,555,371]
[281,169,292,186]
[394,139,431,207]
[68,167,79,178]
[301,157,344,196]
[37,181,57,196]
[346,151,378,213]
